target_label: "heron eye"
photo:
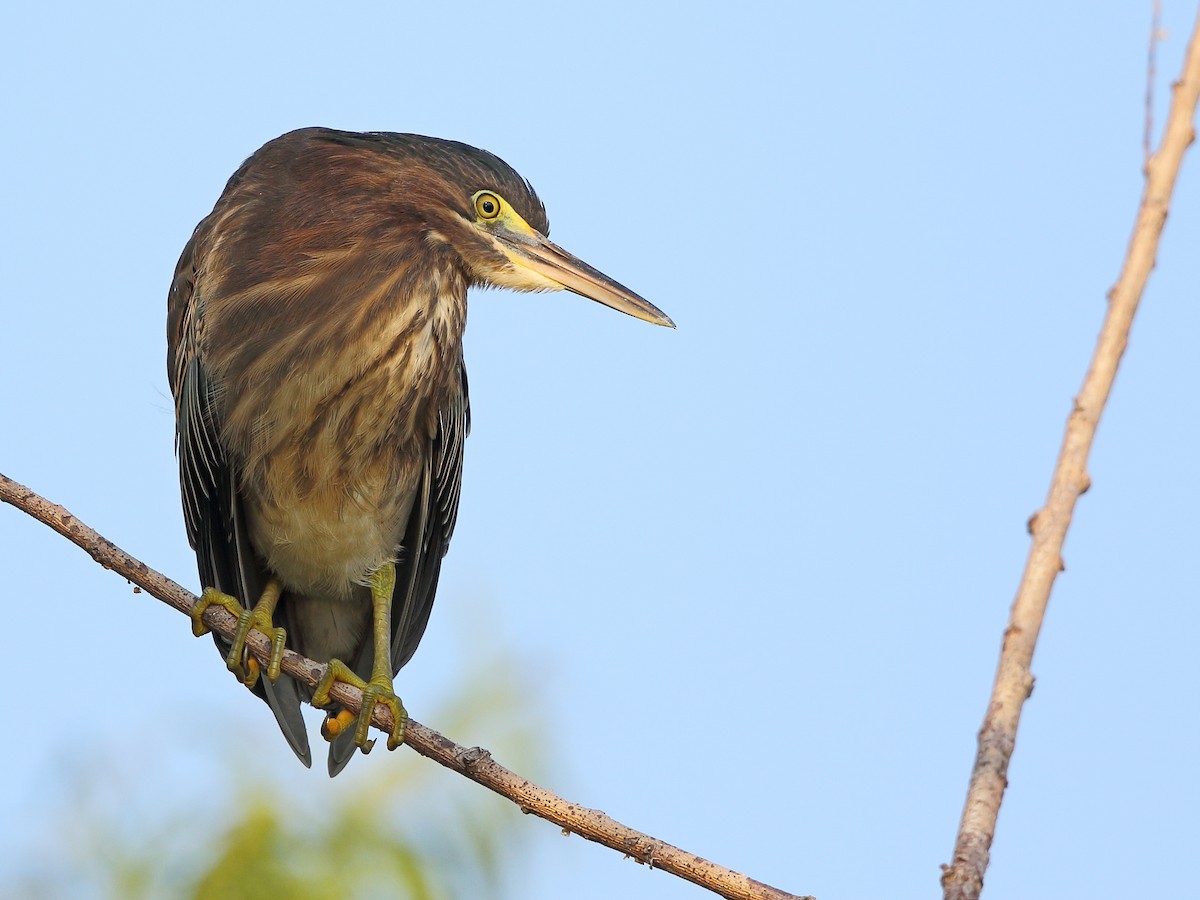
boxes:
[475,192,502,220]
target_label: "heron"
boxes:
[167,127,672,775]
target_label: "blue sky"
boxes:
[2,3,1198,898]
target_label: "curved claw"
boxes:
[313,659,407,754]
[360,682,407,750]
[226,596,287,686]
[190,586,240,638]
[190,582,287,689]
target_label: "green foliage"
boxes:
[14,615,547,900]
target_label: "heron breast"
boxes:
[220,271,464,597]
[245,466,419,600]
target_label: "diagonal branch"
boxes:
[0,471,808,900]
[941,9,1200,900]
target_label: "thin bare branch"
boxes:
[1146,0,1164,165]
[941,10,1200,900]
[0,471,809,900]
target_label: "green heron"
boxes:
[167,127,672,775]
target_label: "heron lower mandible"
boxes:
[167,127,672,776]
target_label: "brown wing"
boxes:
[392,361,470,669]
[168,226,313,767]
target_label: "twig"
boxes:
[940,10,1200,900]
[0,471,809,900]
[1146,0,1163,166]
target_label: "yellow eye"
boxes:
[474,191,502,220]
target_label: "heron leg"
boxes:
[190,580,288,688]
[312,562,407,753]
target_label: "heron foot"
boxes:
[190,582,287,688]
[313,659,407,753]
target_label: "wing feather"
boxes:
[391,361,470,669]
[169,235,313,767]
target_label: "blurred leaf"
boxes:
[13,607,546,900]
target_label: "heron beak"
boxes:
[501,231,675,328]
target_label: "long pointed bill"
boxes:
[502,232,675,328]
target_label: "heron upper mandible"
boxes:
[167,127,673,775]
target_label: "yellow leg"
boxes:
[312,562,407,753]
[190,580,287,688]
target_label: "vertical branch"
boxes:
[941,10,1200,900]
